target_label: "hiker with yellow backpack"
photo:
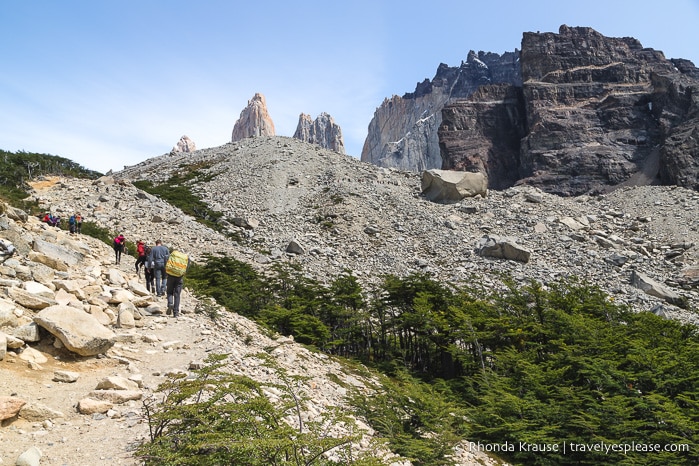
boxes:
[165,249,190,318]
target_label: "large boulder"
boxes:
[421,169,488,203]
[630,270,684,305]
[33,305,116,356]
[32,238,84,267]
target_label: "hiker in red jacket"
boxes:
[134,240,147,276]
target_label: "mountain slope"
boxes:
[36,136,699,321]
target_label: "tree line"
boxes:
[179,255,698,465]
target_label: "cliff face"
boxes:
[360,51,521,171]
[369,25,699,195]
[231,93,276,142]
[293,112,345,153]
[513,25,698,194]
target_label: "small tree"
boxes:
[137,354,385,465]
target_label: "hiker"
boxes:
[143,244,155,294]
[165,249,190,318]
[113,234,126,264]
[68,214,77,234]
[135,240,147,275]
[148,239,169,296]
[75,212,83,234]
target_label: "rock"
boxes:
[95,376,140,391]
[34,305,116,356]
[7,286,56,310]
[12,323,40,343]
[109,288,135,304]
[107,268,127,286]
[421,169,488,203]
[5,333,25,349]
[20,402,65,421]
[32,238,83,266]
[19,346,48,364]
[630,270,684,305]
[477,235,532,263]
[116,306,136,329]
[0,297,19,326]
[15,446,42,466]
[87,390,142,404]
[286,239,305,255]
[231,93,276,141]
[77,398,113,415]
[293,112,345,153]
[127,279,150,296]
[0,395,26,421]
[27,251,69,272]
[53,370,80,383]
[231,217,260,229]
[24,281,55,299]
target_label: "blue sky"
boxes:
[2,0,698,174]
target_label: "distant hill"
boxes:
[0,149,101,208]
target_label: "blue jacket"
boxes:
[148,245,169,268]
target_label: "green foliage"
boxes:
[458,279,699,465]
[132,166,224,233]
[185,255,271,318]
[78,221,116,247]
[137,354,384,465]
[178,253,699,465]
[352,370,467,466]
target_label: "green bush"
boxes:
[137,354,384,465]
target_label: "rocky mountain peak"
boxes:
[364,25,699,195]
[170,135,196,154]
[231,92,276,142]
[293,112,345,154]
[361,50,520,171]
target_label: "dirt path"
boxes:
[0,257,215,465]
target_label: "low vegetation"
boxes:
[132,163,225,233]
[138,354,384,465]
[137,256,699,465]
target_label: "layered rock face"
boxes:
[170,135,196,154]
[439,84,527,189]
[231,93,276,142]
[361,51,521,171]
[293,112,346,153]
[441,25,699,195]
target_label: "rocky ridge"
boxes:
[8,135,699,464]
[44,136,699,320]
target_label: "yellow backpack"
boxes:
[165,250,189,277]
